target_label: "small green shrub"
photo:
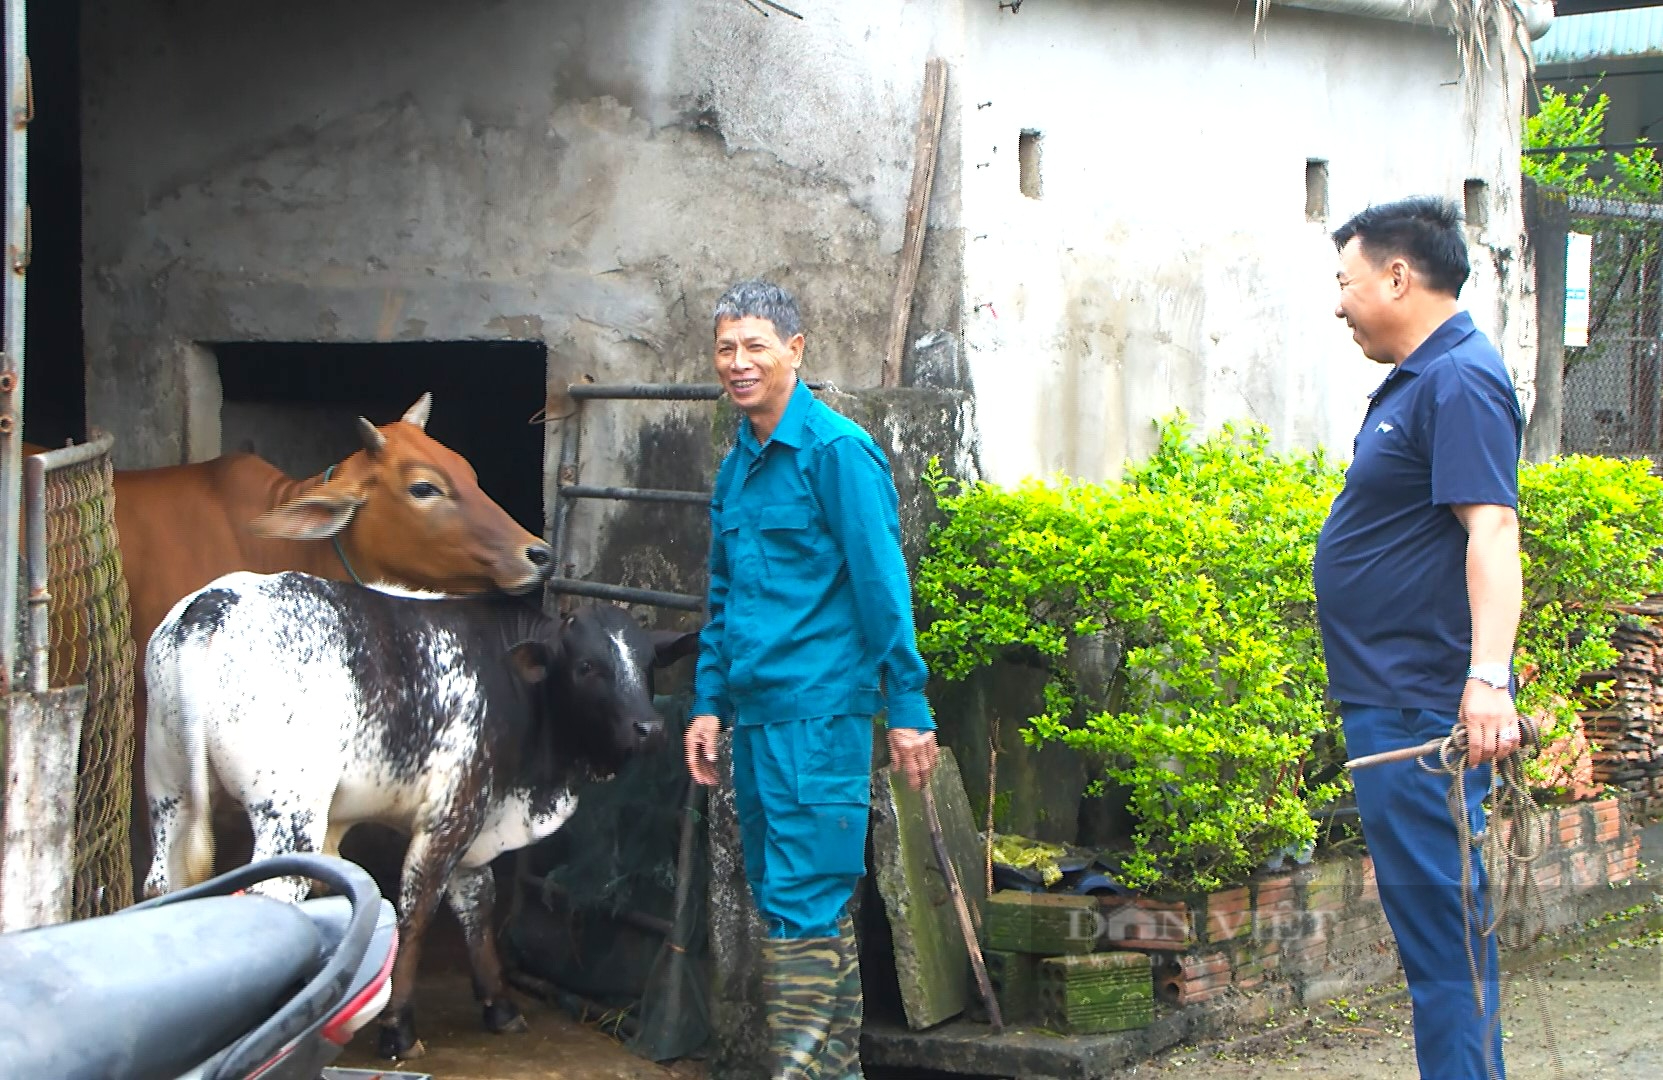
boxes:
[1516,455,1663,759]
[1524,83,1662,200]
[919,422,1663,889]
[918,419,1346,892]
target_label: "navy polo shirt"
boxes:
[1312,311,1523,712]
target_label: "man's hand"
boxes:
[1460,680,1520,766]
[887,727,939,791]
[686,714,722,786]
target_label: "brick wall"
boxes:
[1097,796,1641,1009]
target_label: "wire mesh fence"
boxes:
[1562,217,1663,460]
[27,433,136,917]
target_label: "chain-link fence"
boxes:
[1562,215,1663,459]
[27,433,136,917]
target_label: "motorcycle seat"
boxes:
[0,893,324,1080]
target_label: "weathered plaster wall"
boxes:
[958,0,1536,484]
[80,0,965,594]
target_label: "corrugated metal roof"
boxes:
[1534,9,1663,66]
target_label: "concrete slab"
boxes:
[860,985,1296,1080]
[870,747,984,1031]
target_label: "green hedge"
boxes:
[917,419,1663,893]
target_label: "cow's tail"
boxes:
[174,634,218,888]
[144,598,219,892]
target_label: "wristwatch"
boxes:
[1466,662,1511,691]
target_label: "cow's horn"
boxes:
[402,392,432,431]
[357,417,388,455]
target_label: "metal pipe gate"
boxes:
[545,381,824,615]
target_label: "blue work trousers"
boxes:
[1343,704,1504,1080]
[732,714,874,940]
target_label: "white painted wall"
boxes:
[957,0,1535,485]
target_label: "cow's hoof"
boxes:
[377,1011,424,1060]
[484,998,529,1034]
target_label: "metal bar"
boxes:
[22,454,43,693]
[543,578,704,612]
[567,380,828,402]
[569,383,726,402]
[0,0,30,690]
[558,484,709,506]
[30,430,115,475]
[548,401,585,584]
[1345,736,1447,770]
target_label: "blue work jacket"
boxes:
[693,380,935,731]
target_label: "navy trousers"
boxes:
[1342,704,1504,1080]
[732,715,874,940]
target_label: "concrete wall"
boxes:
[83,0,1539,540]
[956,0,1537,485]
[81,0,965,595]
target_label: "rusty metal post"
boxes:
[22,452,44,692]
[547,399,585,603]
[0,0,31,691]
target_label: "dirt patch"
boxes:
[333,972,708,1080]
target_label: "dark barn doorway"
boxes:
[213,340,548,536]
[20,0,86,449]
[213,340,549,981]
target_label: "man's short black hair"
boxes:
[1332,196,1470,298]
[713,280,804,341]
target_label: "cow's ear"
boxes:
[508,640,558,686]
[250,486,368,541]
[402,392,433,431]
[650,629,700,668]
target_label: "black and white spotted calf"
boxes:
[142,570,693,1059]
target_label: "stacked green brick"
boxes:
[983,949,1040,1022]
[1037,951,1154,1034]
[984,892,1097,955]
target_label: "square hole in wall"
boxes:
[1019,130,1043,199]
[1306,159,1330,223]
[212,340,548,535]
[1464,179,1490,233]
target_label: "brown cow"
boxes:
[115,393,551,660]
[101,392,552,877]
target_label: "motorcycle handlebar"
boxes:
[134,853,385,1080]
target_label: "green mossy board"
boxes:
[871,747,985,1031]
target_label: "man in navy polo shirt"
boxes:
[1313,196,1523,1080]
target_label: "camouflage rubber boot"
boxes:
[823,913,865,1080]
[762,934,842,1080]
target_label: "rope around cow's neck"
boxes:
[320,464,365,587]
[1349,719,1561,1080]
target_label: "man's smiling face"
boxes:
[713,315,803,432]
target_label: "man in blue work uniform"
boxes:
[683,280,940,1080]
[1314,196,1523,1080]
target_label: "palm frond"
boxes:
[1251,1,1536,136]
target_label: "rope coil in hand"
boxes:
[1347,715,1562,1080]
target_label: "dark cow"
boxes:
[141,570,694,1059]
